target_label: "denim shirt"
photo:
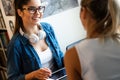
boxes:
[7,22,64,80]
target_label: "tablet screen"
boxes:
[49,68,67,80]
[56,75,67,80]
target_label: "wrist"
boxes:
[25,72,34,80]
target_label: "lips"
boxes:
[32,17,40,20]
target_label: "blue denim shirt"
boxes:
[7,22,64,80]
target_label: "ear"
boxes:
[17,9,23,17]
[80,7,87,21]
[80,7,88,29]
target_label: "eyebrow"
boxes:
[25,6,41,8]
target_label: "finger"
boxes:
[40,68,52,74]
[36,70,51,78]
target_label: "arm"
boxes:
[64,47,82,80]
[25,68,52,80]
[49,24,64,67]
[7,40,52,80]
[7,43,25,80]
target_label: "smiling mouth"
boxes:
[32,17,40,20]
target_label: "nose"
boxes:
[34,10,43,18]
[35,10,40,14]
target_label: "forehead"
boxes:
[25,0,41,6]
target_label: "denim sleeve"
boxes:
[42,22,64,55]
[7,43,25,80]
[41,22,64,67]
[48,23,64,58]
[49,24,65,67]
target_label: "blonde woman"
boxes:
[64,0,120,80]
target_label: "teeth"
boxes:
[32,18,39,20]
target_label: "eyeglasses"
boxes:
[22,6,45,14]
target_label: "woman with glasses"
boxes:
[7,0,65,80]
[64,0,120,80]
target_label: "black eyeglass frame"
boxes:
[22,6,45,14]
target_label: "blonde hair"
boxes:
[81,0,120,41]
[81,0,111,39]
[109,0,120,33]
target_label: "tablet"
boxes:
[56,75,67,80]
[49,68,67,80]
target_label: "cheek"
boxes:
[80,16,86,30]
[40,13,43,18]
[20,15,32,26]
[22,14,32,21]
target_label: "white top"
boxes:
[35,47,54,69]
[75,38,120,80]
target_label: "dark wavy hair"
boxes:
[13,0,30,34]
[13,0,42,34]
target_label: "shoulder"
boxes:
[64,47,81,73]
[40,22,55,35]
[40,22,53,30]
[64,47,82,79]
[64,47,79,66]
[7,32,24,50]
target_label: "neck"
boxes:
[23,24,39,35]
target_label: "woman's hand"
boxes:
[25,67,52,80]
